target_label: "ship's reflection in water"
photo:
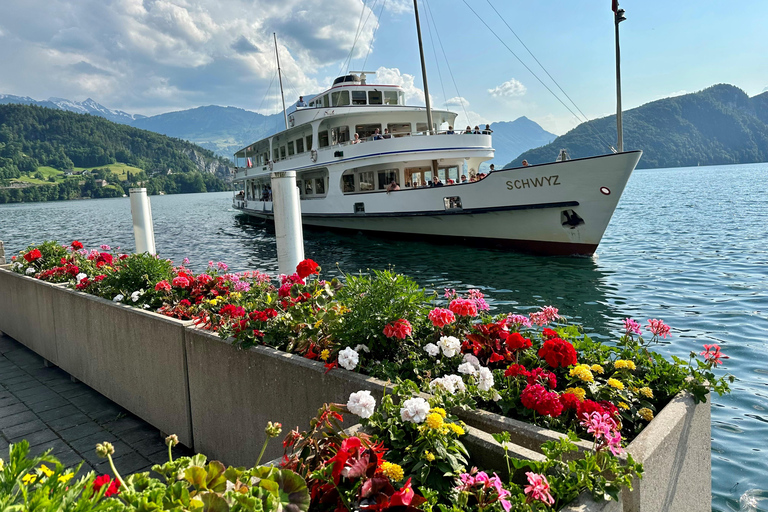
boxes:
[233,214,622,340]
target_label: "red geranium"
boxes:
[542,328,558,339]
[506,332,532,352]
[526,367,557,389]
[521,384,563,417]
[23,249,42,263]
[559,392,581,411]
[96,252,113,266]
[383,319,412,339]
[92,474,120,496]
[578,399,620,423]
[538,337,578,368]
[504,363,530,378]
[71,240,84,250]
[428,308,456,328]
[172,276,190,288]
[449,298,478,317]
[155,280,172,292]
[296,259,320,279]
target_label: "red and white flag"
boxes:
[246,157,253,168]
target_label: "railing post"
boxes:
[270,171,304,276]
[129,188,156,255]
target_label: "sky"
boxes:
[1,0,767,135]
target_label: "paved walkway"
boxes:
[0,333,192,476]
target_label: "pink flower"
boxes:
[623,318,642,335]
[506,314,532,328]
[528,311,548,326]
[647,318,671,338]
[449,298,478,317]
[428,308,456,328]
[580,411,624,455]
[155,280,172,293]
[541,306,560,322]
[172,276,190,288]
[217,261,229,271]
[468,289,490,311]
[183,257,190,265]
[524,472,554,505]
[383,319,412,339]
[444,288,457,299]
[701,344,729,367]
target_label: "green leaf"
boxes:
[185,466,208,490]
[200,491,230,512]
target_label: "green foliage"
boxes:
[510,84,768,169]
[97,253,174,306]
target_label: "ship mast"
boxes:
[413,0,434,134]
[613,2,626,152]
[274,33,289,130]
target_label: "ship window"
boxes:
[384,91,399,105]
[280,146,286,160]
[322,94,330,108]
[296,138,304,153]
[306,135,313,151]
[342,174,355,193]
[444,196,462,210]
[318,130,330,148]
[377,169,399,190]
[304,180,313,196]
[352,91,367,105]
[368,91,383,105]
[416,123,429,134]
[388,122,411,136]
[332,126,349,145]
[359,171,375,191]
[440,165,460,183]
[354,202,365,213]
[355,123,382,139]
[315,178,325,195]
[406,166,432,187]
[273,148,279,161]
[287,142,295,156]
[332,90,350,106]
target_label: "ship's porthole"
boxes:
[600,187,611,195]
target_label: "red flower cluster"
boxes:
[296,258,320,280]
[464,322,531,367]
[92,474,120,496]
[521,384,563,417]
[526,367,557,389]
[538,337,578,368]
[219,304,246,318]
[155,280,172,293]
[172,276,191,288]
[71,240,84,250]
[449,298,478,317]
[428,307,456,328]
[278,273,305,298]
[383,319,412,339]
[504,363,529,378]
[23,249,42,263]
[559,392,582,411]
[577,400,620,423]
[506,332,532,351]
[249,308,278,322]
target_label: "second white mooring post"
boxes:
[270,171,304,276]
[129,188,156,255]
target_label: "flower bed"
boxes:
[7,241,735,511]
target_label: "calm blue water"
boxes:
[1,162,766,511]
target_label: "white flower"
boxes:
[25,267,36,275]
[477,366,495,392]
[130,291,141,302]
[424,343,439,357]
[347,390,376,419]
[437,336,461,358]
[429,374,466,395]
[75,273,87,283]
[143,304,151,309]
[113,294,124,302]
[492,390,502,402]
[446,374,467,393]
[463,353,481,370]
[400,397,430,424]
[338,347,359,371]
[13,262,23,270]
[458,362,478,376]
[354,344,371,353]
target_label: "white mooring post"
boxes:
[270,171,304,276]
[129,188,156,255]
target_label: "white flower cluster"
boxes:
[437,336,461,357]
[400,396,431,423]
[429,374,466,395]
[477,366,494,392]
[338,347,359,371]
[130,290,142,302]
[451,353,494,392]
[25,267,36,275]
[75,273,87,284]
[347,390,376,419]
[423,343,439,357]
[113,294,124,302]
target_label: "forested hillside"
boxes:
[0,104,234,203]
[508,85,768,169]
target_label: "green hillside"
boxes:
[0,104,234,203]
[508,84,768,169]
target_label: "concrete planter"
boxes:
[50,286,195,447]
[457,391,710,512]
[0,267,60,364]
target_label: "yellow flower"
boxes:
[614,360,636,371]
[618,402,630,410]
[0,459,3,471]
[380,461,404,481]
[639,387,654,399]
[569,364,594,383]
[425,413,444,430]
[638,408,654,421]
[313,319,323,329]
[564,387,586,401]
[430,407,447,418]
[424,451,435,462]
[229,292,242,300]
[447,423,465,436]
[58,473,74,483]
[319,349,330,361]
[39,465,54,478]
[591,364,604,374]
[22,473,37,485]
[607,378,624,390]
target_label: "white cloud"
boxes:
[444,96,469,107]
[375,66,427,105]
[488,78,527,98]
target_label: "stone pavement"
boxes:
[0,332,192,476]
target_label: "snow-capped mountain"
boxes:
[0,94,146,124]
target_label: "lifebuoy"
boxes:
[310,149,318,163]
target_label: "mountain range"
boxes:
[509,84,768,169]
[0,94,147,125]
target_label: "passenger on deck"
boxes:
[383,128,392,139]
[482,124,493,135]
[473,126,481,134]
[433,176,444,187]
[373,128,382,140]
[386,180,400,192]
[446,126,455,134]
[464,126,472,134]
[352,133,361,144]
[460,175,468,183]
[489,164,495,172]
[522,159,529,166]
[405,182,411,188]
[297,96,308,107]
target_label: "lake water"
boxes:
[1,162,767,511]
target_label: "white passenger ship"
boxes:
[231,70,641,256]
